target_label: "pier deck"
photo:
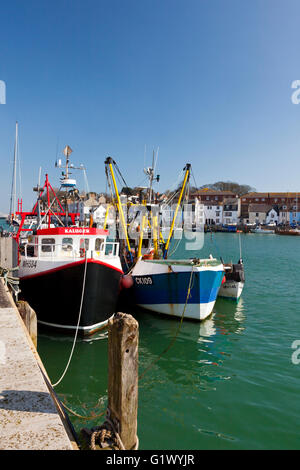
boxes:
[0,279,75,450]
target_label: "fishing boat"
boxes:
[130,257,224,320]
[18,226,122,335]
[17,147,123,335]
[105,158,225,321]
[218,259,245,301]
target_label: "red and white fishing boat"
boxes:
[15,147,123,335]
[18,226,122,335]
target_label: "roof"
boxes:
[243,192,300,199]
[201,201,223,206]
[248,204,272,213]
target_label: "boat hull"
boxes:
[218,281,244,300]
[131,259,224,321]
[19,259,122,335]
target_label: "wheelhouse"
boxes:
[21,227,119,259]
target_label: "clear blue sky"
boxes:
[1,0,300,213]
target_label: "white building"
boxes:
[265,207,279,225]
[222,198,241,225]
[202,202,223,225]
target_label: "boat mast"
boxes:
[9,121,18,217]
[163,163,191,259]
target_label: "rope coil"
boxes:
[89,408,138,450]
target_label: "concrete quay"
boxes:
[0,278,77,450]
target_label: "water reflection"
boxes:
[37,298,247,429]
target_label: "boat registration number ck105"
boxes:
[135,276,153,285]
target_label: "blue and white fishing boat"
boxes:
[130,257,224,320]
[105,159,225,321]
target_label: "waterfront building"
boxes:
[222,197,241,225]
[265,207,279,225]
[248,204,271,225]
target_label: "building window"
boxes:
[256,213,259,217]
[216,211,220,216]
[262,198,265,201]
[275,198,278,202]
[206,196,210,200]
[216,218,220,223]
[255,198,259,201]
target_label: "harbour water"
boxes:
[37,232,300,450]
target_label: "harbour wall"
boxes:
[0,278,78,450]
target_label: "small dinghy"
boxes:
[218,258,245,301]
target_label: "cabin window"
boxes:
[62,238,73,251]
[41,238,55,252]
[95,238,105,251]
[80,239,90,251]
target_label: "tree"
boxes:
[199,181,255,196]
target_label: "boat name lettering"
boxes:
[65,228,90,234]
[135,276,153,285]
[23,260,37,268]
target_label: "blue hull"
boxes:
[132,268,224,320]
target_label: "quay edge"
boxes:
[0,278,78,450]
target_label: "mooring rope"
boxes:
[52,252,88,388]
[89,407,139,450]
[0,266,20,300]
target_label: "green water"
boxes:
[37,233,300,449]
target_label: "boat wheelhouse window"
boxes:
[80,238,90,250]
[95,238,105,251]
[41,238,55,252]
[62,237,73,251]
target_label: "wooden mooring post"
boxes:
[81,312,139,450]
[16,300,38,348]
